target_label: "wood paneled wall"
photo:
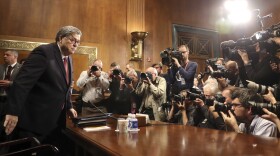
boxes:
[0,0,280,74]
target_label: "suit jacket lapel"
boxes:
[10,63,21,80]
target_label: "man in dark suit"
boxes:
[0,50,21,145]
[3,26,81,155]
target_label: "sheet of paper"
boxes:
[83,126,111,132]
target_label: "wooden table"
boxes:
[65,119,280,156]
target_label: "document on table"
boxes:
[83,126,111,132]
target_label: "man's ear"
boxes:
[247,105,253,115]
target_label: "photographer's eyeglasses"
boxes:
[66,36,80,45]
[230,103,243,108]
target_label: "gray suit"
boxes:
[0,62,22,119]
[0,63,22,83]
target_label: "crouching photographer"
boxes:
[220,88,278,137]
[187,78,224,129]
[166,90,192,125]
[118,70,142,114]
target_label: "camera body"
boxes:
[140,72,153,80]
[124,77,132,84]
[160,48,183,66]
[173,94,185,102]
[186,91,205,101]
[112,69,122,76]
[90,65,99,73]
[214,102,232,115]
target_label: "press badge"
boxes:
[181,78,186,85]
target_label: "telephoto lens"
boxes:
[248,101,280,117]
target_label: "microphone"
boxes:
[220,40,236,49]
[88,102,118,120]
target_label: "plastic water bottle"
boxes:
[130,114,138,131]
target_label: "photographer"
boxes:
[135,67,166,121]
[118,70,142,114]
[167,45,197,95]
[236,42,279,86]
[76,59,110,112]
[221,88,277,137]
[167,90,191,125]
[106,62,124,113]
[193,79,225,130]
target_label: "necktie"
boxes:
[63,57,69,84]
[4,65,13,80]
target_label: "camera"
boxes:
[249,101,280,117]
[161,101,172,109]
[112,69,122,76]
[215,94,225,103]
[90,65,99,73]
[214,102,232,115]
[210,69,231,79]
[186,91,205,101]
[173,94,185,102]
[124,77,132,84]
[140,72,153,80]
[221,22,280,61]
[160,48,183,66]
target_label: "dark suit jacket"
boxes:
[7,43,73,135]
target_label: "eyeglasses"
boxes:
[180,51,188,53]
[230,103,243,108]
[66,36,80,45]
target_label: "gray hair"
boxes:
[203,80,219,96]
[55,26,82,42]
[6,50,18,57]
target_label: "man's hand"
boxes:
[237,49,250,65]
[171,57,180,67]
[0,80,11,87]
[177,102,185,110]
[4,115,18,135]
[263,90,277,104]
[194,98,204,107]
[67,108,78,118]
[261,108,279,123]
[220,110,240,133]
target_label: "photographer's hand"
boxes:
[263,90,277,104]
[172,57,181,67]
[237,49,250,65]
[261,108,279,123]
[194,98,204,107]
[220,111,240,133]
[177,101,185,110]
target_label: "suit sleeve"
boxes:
[7,48,47,116]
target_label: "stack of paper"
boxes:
[83,126,111,132]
